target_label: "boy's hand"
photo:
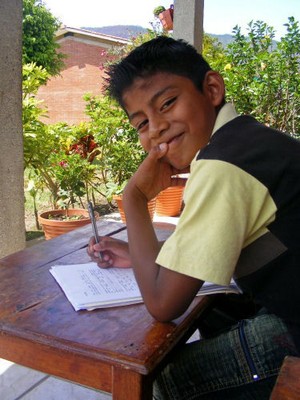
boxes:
[87,236,131,268]
[125,143,188,201]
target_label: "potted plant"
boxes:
[155,185,184,217]
[153,5,174,31]
[38,208,97,240]
[153,5,166,17]
[113,194,157,224]
[36,126,99,239]
[103,181,156,224]
[154,174,188,217]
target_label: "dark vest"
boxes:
[197,116,300,328]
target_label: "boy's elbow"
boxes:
[146,299,187,322]
[148,308,179,322]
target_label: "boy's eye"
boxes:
[161,97,176,111]
[137,119,148,131]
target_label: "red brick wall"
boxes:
[38,36,111,125]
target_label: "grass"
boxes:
[25,230,45,241]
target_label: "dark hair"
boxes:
[105,36,212,108]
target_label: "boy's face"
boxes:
[122,72,223,170]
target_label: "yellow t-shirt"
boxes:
[156,104,277,285]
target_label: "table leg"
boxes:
[112,367,153,400]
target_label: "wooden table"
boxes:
[270,356,300,399]
[0,220,211,399]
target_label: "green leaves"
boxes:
[23,62,144,209]
[23,65,98,208]
[49,150,96,209]
[84,94,146,200]
[23,19,300,216]
[221,17,300,137]
[23,0,64,76]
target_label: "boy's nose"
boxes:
[148,117,169,139]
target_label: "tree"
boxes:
[222,18,300,137]
[202,33,226,71]
[23,0,64,76]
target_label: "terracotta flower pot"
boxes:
[113,195,156,223]
[155,186,184,217]
[159,7,174,30]
[39,208,97,240]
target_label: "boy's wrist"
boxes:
[123,182,148,209]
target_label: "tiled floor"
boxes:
[0,358,112,399]
[1,214,191,399]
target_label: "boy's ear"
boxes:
[203,71,225,107]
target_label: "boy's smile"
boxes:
[122,72,222,170]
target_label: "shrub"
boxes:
[84,94,146,201]
[222,17,300,137]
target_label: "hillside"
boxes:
[82,25,234,46]
[82,25,148,39]
[209,33,234,47]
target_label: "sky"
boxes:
[43,0,300,40]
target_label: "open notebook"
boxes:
[50,263,242,311]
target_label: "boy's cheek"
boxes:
[139,137,151,152]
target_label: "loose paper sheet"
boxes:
[50,263,143,311]
[50,263,241,311]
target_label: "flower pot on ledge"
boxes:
[159,6,174,30]
[39,208,98,240]
[155,186,184,217]
[113,195,156,224]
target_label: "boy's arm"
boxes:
[123,145,202,322]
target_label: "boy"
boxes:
[88,36,300,399]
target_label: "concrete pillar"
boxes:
[0,0,25,257]
[173,0,204,53]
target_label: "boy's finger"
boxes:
[148,142,168,160]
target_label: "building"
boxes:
[37,26,129,125]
